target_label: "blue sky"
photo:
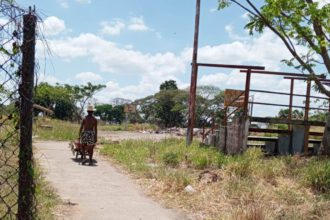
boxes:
[15,0,329,117]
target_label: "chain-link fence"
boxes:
[0,2,36,219]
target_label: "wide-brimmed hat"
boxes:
[87,105,95,112]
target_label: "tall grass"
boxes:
[99,123,158,132]
[33,118,79,141]
[101,139,330,220]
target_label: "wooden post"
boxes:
[243,69,251,116]
[18,11,37,220]
[187,0,201,146]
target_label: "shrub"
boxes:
[225,148,263,178]
[303,159,330,194]
[162,152,179,167]
[216,154,228,168]
[192,155,209,169]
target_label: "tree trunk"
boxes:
[320,115,330,155]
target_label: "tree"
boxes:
[277,108,304,119]
[34,82,77,120]
[94,104,125,124]
[160,80,178,91]
[195,86,224,127]
[136,80,186,127]
[154,89,185,128]
[135,95,157,123]
[219,0,330,96]
[65,82,106,118]
[112,105,125,123]
[95,104,113,122]
[34,82,105,121]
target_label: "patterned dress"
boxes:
[80,130,96,145]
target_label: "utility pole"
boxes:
[186,0,201,146]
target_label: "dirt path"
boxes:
[35,141,186,220]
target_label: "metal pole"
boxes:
[288,79,294,130]
[303,80,311,153]
[187,0,201,146]
[288,79,294,154]
[18,11,36,220]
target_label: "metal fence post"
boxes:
[17,10,37,220]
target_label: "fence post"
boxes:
[17,11,37,220]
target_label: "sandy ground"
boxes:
[35,140,187,220]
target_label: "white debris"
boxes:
[184,185,196,193]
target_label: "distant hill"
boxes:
[110,98,132,106]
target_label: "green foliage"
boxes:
[154,89,185,128]
[65,82,106,117]
[34,82,105,121]
[277,108,304,120]
[191,155,209,169]
[226,148,264,178]
[136,80,224,128]
[95,104,124,123]
[303,159,330,194]
[95,104,113,121]
[162,152,180,167]
[101,138,222,171]
[159,80,178,91]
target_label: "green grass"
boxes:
[33,118,79,141]
[100,138,330,220]
[99,123,158,132]
[33,118,158,141]
[302,158,330,194]
[100,138,225,172]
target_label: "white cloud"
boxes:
[100,20,125,36]
[75,0,91,4]
[41,16,66,36]
[75,72,103,82]
[37,74,61,85]
[210,8,217,13]
[127,16,150,32]
[315,0,329,8]
[241,12,250,20]
[225,24,249,41]
[182,29,294,71]
[99,17,153,36]
[41,33,185,77]
[58,0,69,8]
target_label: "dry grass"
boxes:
[0,125,60,219]
[101,139,330,220]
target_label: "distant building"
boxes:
[110,98,132,106]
